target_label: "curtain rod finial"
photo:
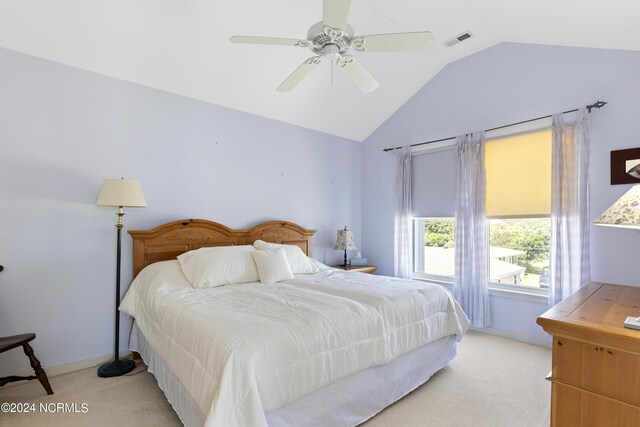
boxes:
[587,100,607,113]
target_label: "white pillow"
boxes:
[253,240,319,274]
[251,248,294,284]
[177,245,259,289]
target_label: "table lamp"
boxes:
[594,184,640,330]
[335,226,358,268]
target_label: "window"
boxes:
[485,128,552,293]
[411,126,553,295]
[413,217,455,280]
[488,218,550,290]
[413,217,551,291]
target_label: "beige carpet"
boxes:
[0,331,550,427]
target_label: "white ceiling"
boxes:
[1,0,639,141]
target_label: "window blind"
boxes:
[485,129,552,218]
[412,149,457,217]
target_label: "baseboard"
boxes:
[3,351,132,388]
[48,351,133,377]
[470,326,552,349]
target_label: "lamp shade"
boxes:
[594,185,640,229]
[96,179,147,208]
[335,227,358,251]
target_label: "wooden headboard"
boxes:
[128,219,316,277]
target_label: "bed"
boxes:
[120,219,469,427]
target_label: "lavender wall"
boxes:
[0,47,361,376]
[3,41,639,375]
[362,42,640,344]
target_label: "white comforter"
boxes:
[120,261,469,427]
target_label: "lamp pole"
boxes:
[113,208,123,363]
[97,207,135,377]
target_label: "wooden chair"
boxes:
[0,333,54,395]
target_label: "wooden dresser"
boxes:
[537,282,640,426]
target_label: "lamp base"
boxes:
[97,359,136,378]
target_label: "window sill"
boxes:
[488,286,548,304]
[412,276,549,304]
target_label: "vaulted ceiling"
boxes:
[1,0,639,141]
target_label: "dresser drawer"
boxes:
[553,336,640,406]
[552,382,640,427]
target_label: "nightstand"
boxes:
[333,265,377,274]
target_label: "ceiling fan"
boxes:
[229,0,435,93]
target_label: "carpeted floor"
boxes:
[0,331,551,427]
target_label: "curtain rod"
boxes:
[382,100,608,152]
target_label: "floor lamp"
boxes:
[96,178,147,377]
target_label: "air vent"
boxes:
[443,32,473,47]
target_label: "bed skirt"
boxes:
[130,323,457,427]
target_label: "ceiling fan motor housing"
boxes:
[307,21,353,55]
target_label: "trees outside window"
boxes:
[414,217,550,289]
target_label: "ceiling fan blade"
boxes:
[276,57,322,92]
[337,55,379,93]
[229,36,311,48]
[353,32,435,52]
[323,0,352,30]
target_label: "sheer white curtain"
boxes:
[550,108,591,306]
[394,146,412,279]
[454,133,490,327]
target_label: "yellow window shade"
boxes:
[485,129,551,218]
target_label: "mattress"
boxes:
[120,260,469,427]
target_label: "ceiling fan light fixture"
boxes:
[322,44,340,57]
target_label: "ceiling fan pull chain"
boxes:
[331,58,334,85]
